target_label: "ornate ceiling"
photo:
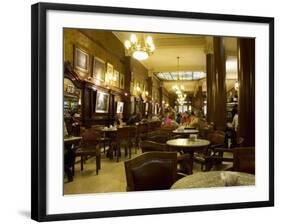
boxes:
[113,31,238,93]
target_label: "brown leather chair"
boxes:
[124,152,178,191]
[140,140,193,175]
[75,128,101,175]
[232,147,255,174]
[140,140,167,153]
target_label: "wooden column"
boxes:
[212,37,227,130]
[237,38,255,146]
[206,53,215,123]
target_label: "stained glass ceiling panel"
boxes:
[156,71,206,81]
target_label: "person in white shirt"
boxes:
[232,112,238,132]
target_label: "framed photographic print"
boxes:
[32,2,274,222]
[74,46,89,74]
[95,91,109,113]
[93,56,106,82]
[106,62,114,84]
[113,69,120,87]
[120,73,125,89]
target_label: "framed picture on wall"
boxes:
[74,46,90,74]
[113,69,119,87]
[32,2,274,222]
[119,73,125,89]
[93,56,106,82]
[106,62,114,84]
[95,91,109,113]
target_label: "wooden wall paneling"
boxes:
[237,38,255,146]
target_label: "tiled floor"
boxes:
[64,147,232,195]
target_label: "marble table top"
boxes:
[64,136,82,143]
[171,171,255,189]
[166,138,210,148]
[173,129,199,134]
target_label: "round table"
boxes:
[171,171,255,189]
[166,138,210,150]
[172,129,199,137]
[167,138,210,173]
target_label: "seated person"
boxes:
[127,112,142,125]
[162,112,178,129]
[151,114,161,121]
[115,113,125,126]
[189,111,199,128]
[180,112,190,125]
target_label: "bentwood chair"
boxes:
[75,128,101,175]
[124,152,178,191]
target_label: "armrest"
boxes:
[176,172,187,180]
[213,147,234,153]
[209,144,225,149]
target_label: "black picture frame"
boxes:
[95,90,110,113]
[31,2,274,222]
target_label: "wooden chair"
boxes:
[75,128,101,175]
[124,152,178,191]
[112,126,137,162]
[194,132,225,171]
[135,123,149,150]
[232,147,255,174]
[140,140,193,175]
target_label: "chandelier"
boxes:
[124,34,155,61]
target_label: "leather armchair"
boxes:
[124,152,177,191]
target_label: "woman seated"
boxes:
[180,112,190,125]
[162,112,178,129]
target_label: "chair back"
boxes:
[233,147,255,174]
[81,128,101,147]
[207,133,225,145]
[140,141,167,153]
[148,121,161,132]
[117,126,137,141]
[124,152,177,191]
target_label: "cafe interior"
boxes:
[63,28,255,194]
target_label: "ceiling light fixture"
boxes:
[124,34,155,61]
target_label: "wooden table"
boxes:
[166,138,210,173]
[64,136,82,182]
[171,171,255,189]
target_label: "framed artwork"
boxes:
[116,101,124,113]
[31,2,274,222]
[74,46,89,74]
[119,73,125,89]
[95,91,109,113]
[113,69,120,87]
[92,56,106,82]
[106,62,114,84]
